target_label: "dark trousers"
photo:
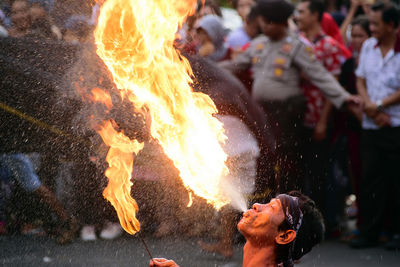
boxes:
[301,127,330,211]
[259,95,306,193]
[71,160,116,225]
[360,127,400,239]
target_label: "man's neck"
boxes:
[243,240,277,267]
[378,32,397,58]
[379,33,397,49]
[269,28,288,42]
[304,23,321,42]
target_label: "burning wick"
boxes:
[138,234,153,260]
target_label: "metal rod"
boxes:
[138,234,153,260]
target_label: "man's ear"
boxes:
[275,229,297,245]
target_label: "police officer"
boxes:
[219,0,361,193]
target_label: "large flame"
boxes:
[94,0,230,235]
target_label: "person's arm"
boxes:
[381,91,400,107]
[314,43,350,140]
[218,42,253,74]
[314,101,332,141]
[365,90,400,117]
[373,112,391,127]
[293,43,352,109]
[356,77,369,103]
[354,44,393,127]
[356,77,376,118]
[340,0,360,44]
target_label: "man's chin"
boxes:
[237,222,246,236]
[237,217,250,233]
[297,24,305,31]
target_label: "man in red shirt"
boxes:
[295,0,351,221]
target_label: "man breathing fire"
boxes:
[149,191,325,267]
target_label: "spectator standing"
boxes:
[0,2,11,28]
[28,0,61,40]
[0,154,78,243]
[197,0,223,18]
[8,0,31,38]
[220,0,360,194]
[295,0,350,220]
[226,0,255,51]
[340,0,372,45]
[350,1,400,250]
[321,12,346,45]
[0,8,9,36]
[195,14,228,61]
[337,15,371,232]
[228,6,261,92]
[179,0,223,57]
[62,15,92,44]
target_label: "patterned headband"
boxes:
[276,194,303,233]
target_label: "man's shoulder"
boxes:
[247,35,269,52]
[288,32,315,55]
[361,37,378,52]
[250,35,269,45]
[318,35,339,48]
[317,34,350,59]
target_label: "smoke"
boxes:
[216,115,260,213]
[220,175,249,212]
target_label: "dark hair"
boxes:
[232,0,239,9]
[276,191,325,265]
[231,0,257,9]
[371,1,400,29]
[197,0,222,17]
[255,0,294,24]
[246,4,259,22]
[301,0,325,22]
[351,15,371,37]
[63,15,92,39]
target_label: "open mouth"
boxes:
[239,209,254,224]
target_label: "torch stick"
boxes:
[138,234,153,260]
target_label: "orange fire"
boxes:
[94,0,229,235]
[90,88,113,110]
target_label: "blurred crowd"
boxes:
[0,0,399,257]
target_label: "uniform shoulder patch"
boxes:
[274,57,286,66]
[274,67,284,77]
[281,43,292,54]
[252,56,259,64]
[304,45,316,61]
[256,43,264,51]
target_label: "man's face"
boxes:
[195,27,211,44]
[30,4,47,23]
[369,10,392,41]
[11,0,31,30]
[257,16,286,40]
[295,1,317,32]
[244,19,260,39]
[238,198,286,242]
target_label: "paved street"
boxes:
[0,234,399,266]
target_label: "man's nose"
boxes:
[252,203,263,212]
